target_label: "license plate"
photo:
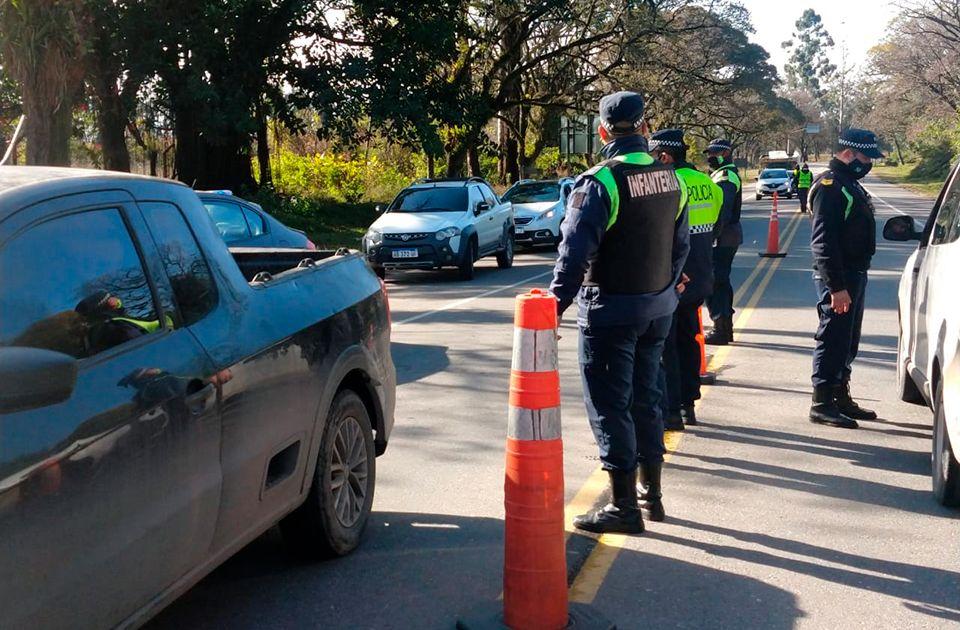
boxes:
[515,227,525,234]
[392,248,418,259]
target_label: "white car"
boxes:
[501,178,575,247]
[363,177,514,280]
[884,160,960,506]
[755,168,794,200]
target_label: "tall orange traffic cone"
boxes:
[457,288,612,630]
[697,306,716,385]
[758,191,787,258]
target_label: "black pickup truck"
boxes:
[0,167,395,629]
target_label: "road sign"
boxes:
[805,123,821,134]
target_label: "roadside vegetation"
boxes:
[871,163,944,198]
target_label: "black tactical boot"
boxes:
[835,382,878,420]
[681,405,698,426]
[574,470,644,534]
[809,385,858,429]
[636,461,665,522]
[705,316,732,345]
[663,410,685,431]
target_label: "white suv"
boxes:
[363,178,514,280]
[884,159,960,506]
[502,177,575,248]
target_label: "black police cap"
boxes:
[838,128,884,159]
[704,138,733,154]
[599,91,645,134]
[649,128,686,151]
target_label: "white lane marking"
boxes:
[862,184,908,216]
[393,269,554,327]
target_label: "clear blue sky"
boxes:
[742,0,899,76]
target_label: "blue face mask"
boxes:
[848,158,872,179]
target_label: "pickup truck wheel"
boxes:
[458,239,476,281]
[374,266,386,280]
[280,390,376,558]
[496,234,514,269]
[932,380,960,507]
[755,194,762,201]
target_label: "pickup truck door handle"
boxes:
[185,382,216,416]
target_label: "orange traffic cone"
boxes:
[457,288,611,630]
[697,306,716,385]
[758,191,787,258]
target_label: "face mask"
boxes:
[848,159,872,179]
[707,155,724,170]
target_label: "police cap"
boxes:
[838,128,884,159]
[704,138,733,154]
[649,128,687,152]
[599,91,645,135]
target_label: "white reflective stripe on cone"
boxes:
[511,327,559,373]
[508,406,562,441]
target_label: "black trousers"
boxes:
[661,300,704,411]
[812,271,867,388]
[798,187,810,212]
[708,246,738,320]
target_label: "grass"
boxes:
[871,163,944,198]
[248,190,383,249]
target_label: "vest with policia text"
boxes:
[583,152,686,294]
[676,166,721,236]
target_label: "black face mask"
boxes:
[707,155,724,170]
[848,159,872,179]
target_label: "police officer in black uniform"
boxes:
[551,92,689,534]
[703,139,744,346]
[809,128,883,428]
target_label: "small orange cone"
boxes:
[697,306,716,385]
[758,191,787,258]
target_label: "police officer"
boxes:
[651,129,723,437]
[551,92,689,534]
[809,128,883,429]
[75,290,166,355]
[797,162,813,213]
[703,138,743,346]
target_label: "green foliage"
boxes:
[247,188,381,249]
[782,9,836,98]
[910,120,960,180]
[270,149,411,204]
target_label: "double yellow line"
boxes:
[565,210,807,602]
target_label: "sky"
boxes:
[741,0,900,77]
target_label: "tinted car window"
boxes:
[242,205,266,237]
[204,201,251,242]
[141,202,218,326]
[503,182,561,203]
[0,209,160,359]
[930,168,960,245]
[389,187,467,212]
[468,186,485,210]
[481,184,499,206]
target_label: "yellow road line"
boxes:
[567,210,806,603]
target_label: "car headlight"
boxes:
[436,226,461,240]
[536,209,556,221]
[365,228,382,246]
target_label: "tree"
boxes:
[0,0,87,166]
[782,9,835,100]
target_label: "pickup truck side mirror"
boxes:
[0,347,78,414]
[475,201,490,216]
[883,215,923,242]
[376,204,385,214]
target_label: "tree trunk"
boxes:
[893,135,905,165]
[446,144,469,178]
[427,152,435,178]
[148,150,158,177]
[256,99,272,186]
[94,81,131,172]
[22,94,73,166]
[467,146,481,177]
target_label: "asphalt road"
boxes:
[149,171,959,629]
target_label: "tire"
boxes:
[897,315,924,404]
[280,390,376,558]
[496,233,514,269]
[374,266,386,280]
[932,379,960,507]
[755,194,762,201]
[458,238,476,280]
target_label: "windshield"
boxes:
[503,182,560,204]
[389,187,467,213]
[761,169,789,179]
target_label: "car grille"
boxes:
[514,217,534,225]
[385,232,432,241]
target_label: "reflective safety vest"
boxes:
[797,169,812,188]
[111,314,173,333]
[584,152,686,294]
[711,163,743,226]
[676,166,722,235]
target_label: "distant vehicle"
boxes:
[0,166,395,628]
[759,150,799,172]
[884,159,960,507]
[502,177,575,248]
[755,168,794,200]
[362,177,514,280]
[197,190,315,249]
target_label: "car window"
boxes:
[204,200,251,242]
[389,187,468,212]
[141,202,218,326]
[503,182,561,203]
[0,209,161,359]
[760,169,788,179]
[929,167,960,245]
[481,184,499,206]
[242,205,266,237]
[468,186,485,210]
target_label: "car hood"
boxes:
[512,201,560,217]
[370,210,467,232]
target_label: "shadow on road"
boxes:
[392,341,450,385]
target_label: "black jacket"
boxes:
[809,158,877,292]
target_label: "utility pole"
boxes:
[838,20,848,134]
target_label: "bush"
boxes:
[247,187,380,249]
[270,149,411,203]
[910,120,960,181]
